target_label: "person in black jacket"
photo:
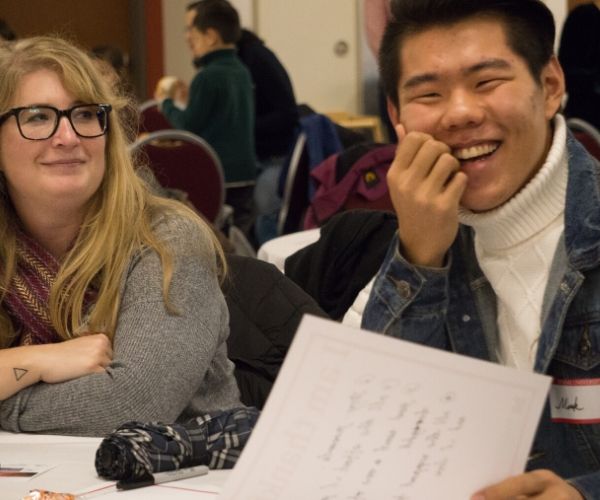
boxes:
[0,19,16,41]
[236,28,299,245]
[285,210,398,321]
[236,28,298,163]
[224,255,327,409]
[558,1,600,129]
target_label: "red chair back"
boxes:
[130,130,225,223]
[138,100,173,134]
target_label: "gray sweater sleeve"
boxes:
[0,214,241,436]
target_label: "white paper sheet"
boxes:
[220,315,551,500]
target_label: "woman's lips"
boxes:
[41,158,85,166]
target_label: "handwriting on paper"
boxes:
[314,373,466,499]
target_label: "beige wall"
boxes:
[544,0,568,46]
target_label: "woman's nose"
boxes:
[51,115,81,146]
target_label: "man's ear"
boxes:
[386,97,400,126]
[542,55,566,119]
[204,27,221,47]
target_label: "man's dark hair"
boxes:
[380,0,556,109]
[186,0,241,44]
[0,19,16,41]
[91,45,127,73]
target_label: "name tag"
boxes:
[549,378,600,424]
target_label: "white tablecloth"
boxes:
[0,431,230,499]
[257,229,320,272]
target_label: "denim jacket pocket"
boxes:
[554,321,600,373]
[549,320,600,471]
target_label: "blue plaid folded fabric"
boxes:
[95,407,260,481]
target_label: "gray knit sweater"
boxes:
[0,213,241,436]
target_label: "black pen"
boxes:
[116,465,209,491]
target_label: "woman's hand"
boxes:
[0,333,112,400]
[37,333,113,384]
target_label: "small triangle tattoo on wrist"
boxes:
[13,368,28,381]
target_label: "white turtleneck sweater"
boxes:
[459,115,568,370]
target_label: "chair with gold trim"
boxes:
[130,129,225,224]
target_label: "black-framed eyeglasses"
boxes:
[0,103,112,140]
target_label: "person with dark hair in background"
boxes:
[236,27,299,244]
[156,0,256,237]
[91,45,130,88]
[236,28,298,169]
[558,0,600,130]
[362,0,599,497]
[0,19,16,41]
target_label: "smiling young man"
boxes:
[362,1,600,498]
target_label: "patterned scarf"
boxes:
[2,232,95,346]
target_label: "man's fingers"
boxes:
[407,140,453,182]
[474,475,540,499]
[426,152,461,189]
[473,470,576,500]
[391,131,434,175]
[443,170,468,203]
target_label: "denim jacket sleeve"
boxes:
[569,473,600,500]
[361,235,452,351]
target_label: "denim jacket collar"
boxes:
[563,132,600,270]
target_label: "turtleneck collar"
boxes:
[458,115,568,251]
[193,48,237,69]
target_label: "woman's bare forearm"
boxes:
[0,335,112,400]
[0,345,43,400]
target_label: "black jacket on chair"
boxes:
[223,255,328,409]
[285,210,398,320]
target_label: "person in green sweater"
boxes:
[156,0,257,236]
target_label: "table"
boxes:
[257,229,320,272]
[325,111,386,143]
[0,431,230,499]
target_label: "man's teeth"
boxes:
[453,143,498,160]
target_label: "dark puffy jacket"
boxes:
[223,255,328,409]
[285,210,398,320]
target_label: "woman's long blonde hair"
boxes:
[0,36,225,347]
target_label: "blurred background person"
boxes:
[91,44,132,93]
[0,18,16,41]
[558,0,600,130]
[156,0,257,238]
[236,26,298,245]
[90,45,138,142]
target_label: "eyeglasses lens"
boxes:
[17,105,107,140]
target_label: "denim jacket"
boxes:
[362,133,600,498]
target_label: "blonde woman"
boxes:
[0,36,241,436]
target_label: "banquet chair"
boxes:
[138,99,173,134]
[276,132,308,236]
[130,129,225,224]
[567,117,600,161]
